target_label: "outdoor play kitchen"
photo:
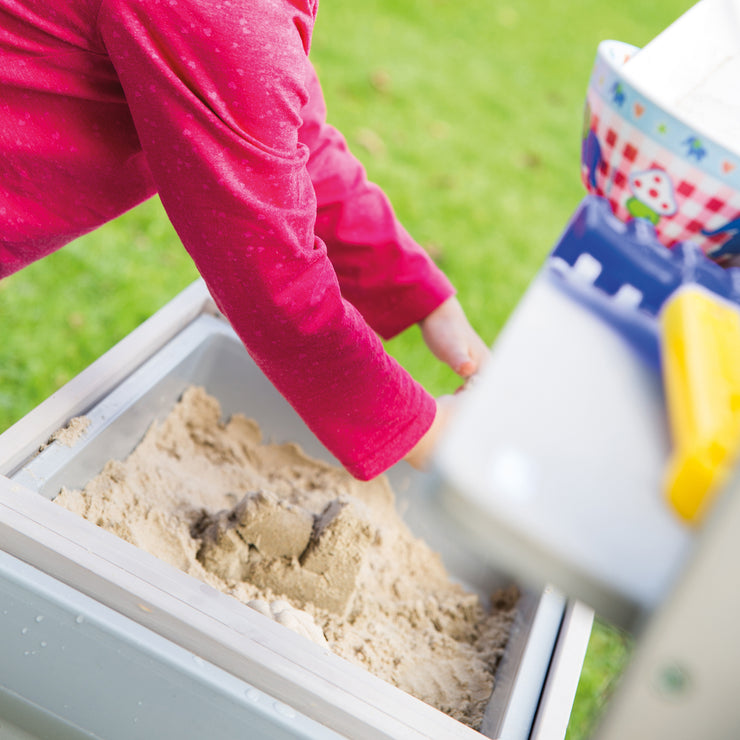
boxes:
[1,0,740,737]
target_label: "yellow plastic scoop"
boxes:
[661,286,740,524]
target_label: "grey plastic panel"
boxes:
[0,549,343,740]
[11,315,333,498]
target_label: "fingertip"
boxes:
[456,359,476,378]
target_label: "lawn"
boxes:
[0,0,694,736]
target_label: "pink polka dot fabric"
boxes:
[0,0,454,478]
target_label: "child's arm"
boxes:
[97,0,437,480]
[300,65,489,381]
[300,63,456,340]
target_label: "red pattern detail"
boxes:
[705,197,725,212]
[686,219,704,233]
[623,143,638,162]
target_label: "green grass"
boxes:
[0,0,694,735]
[567,619,634,738]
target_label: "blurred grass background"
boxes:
[0,0,694,736]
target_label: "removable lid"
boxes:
[621,0,740,157]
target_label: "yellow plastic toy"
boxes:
[661,286,740,524]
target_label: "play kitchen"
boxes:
[2,1,740,737]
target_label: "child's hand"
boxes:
[419,296,489,379]
[403,395,456,471]
[404,297,487,471]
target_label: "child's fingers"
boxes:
[419,296,490,378]
[455,357,476,378]
[433,334,486,377]
[452,334,489,378]
[440,343,474,376]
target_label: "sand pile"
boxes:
[55,386,517,729]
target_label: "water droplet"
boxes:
[245,689,260,703]
[21,627,28,635]
[40,641,47,648]
[35,615,44,623]
[192,655,205,668]
[75,615,85,625]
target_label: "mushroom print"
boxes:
[626,168,677,225]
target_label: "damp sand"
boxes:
[55,387,517,729]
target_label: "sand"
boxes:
[47,415,90,447]
[54,386,517,729]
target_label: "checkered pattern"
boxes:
[583,93,740,258]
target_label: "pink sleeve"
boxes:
[299,65,455,339]
[97,0,436,479]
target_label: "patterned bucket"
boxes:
[582,40,740,263]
